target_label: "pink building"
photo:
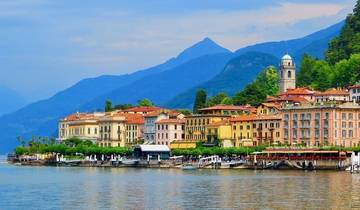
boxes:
[155,119,185,146]
[281,103,360,147]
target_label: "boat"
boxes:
[121,159,139,166]
[182,163,197,170]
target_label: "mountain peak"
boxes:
[173,37,231,64]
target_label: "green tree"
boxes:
[297,54,316,87]
[193,89,207,113]
[326,1,360,64]
[137,98,154,107]
[114,103,134,110]
[206,92,228,107]
[105,99,113,112]
[221,97,233,105]
[232,66,279,106]
[332,54,360,87]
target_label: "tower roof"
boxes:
[282,53,292,60]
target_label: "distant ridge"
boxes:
[165,52,278,108]
[235,20,344,62]
[0,38,232,153]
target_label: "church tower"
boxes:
[278,53,296,93]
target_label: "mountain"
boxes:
[81,52,233,110]
[165,52,278,108]
[235,20,344,63]
[0,21,345,153]
[165,21,345,109]
[0,38,231,153]
[0,86,26,116]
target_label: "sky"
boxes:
[0,0,357,102]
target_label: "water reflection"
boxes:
[1,163,360,210]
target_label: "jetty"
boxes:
[248,148,351,170]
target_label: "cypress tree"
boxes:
[193,89,207,113]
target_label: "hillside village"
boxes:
[58,54,360,150]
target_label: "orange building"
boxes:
[281,103,360,147]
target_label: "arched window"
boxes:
[281,71,283,78]
[288,62,291,66]
[288,71,291,78]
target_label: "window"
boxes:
[88,128,91,135]
[349,113,353,120]
[342,130,346,138]
[175,133,177,139]
[175,125,177,130]
[342,113,346,120]
[288,71,291,78]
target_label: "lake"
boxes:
[1,161,360,210]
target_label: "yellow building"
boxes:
[206,120,233,147]
[185,114,229,142]
[58,112,104,142]
[98,112,127,147]
[256,102,281,115]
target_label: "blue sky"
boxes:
[0,0,356,101]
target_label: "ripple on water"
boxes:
[1,164,360,210]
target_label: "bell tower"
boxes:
[279,54,296,93]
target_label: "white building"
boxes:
[278,54,296,93]
[349,83,360,103]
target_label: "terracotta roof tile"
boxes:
[155,119,185,124]
[280,87,315,96]
[123,106,161,113]
[199,105,254,111]
[314,88,349,96]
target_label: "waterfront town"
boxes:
[58,54,360,149]
[7,54,360,171]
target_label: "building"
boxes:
[133,145,171,160]
[206,120,233,147]
[98,113,127,147]
[230,115,254,147]
[252,115,282,146]
[58,112,104,142]
[278,87,315,102]
[278,54,296,93]
[185,115,230,142]
[198,105,256,115]
[349,83,360,103]
[256,102,281,115]
[155,119,185,146]
[144,110,183,144]
[121,106,161,115]
[281,103,360,147]
[314,88,350,103]
[124,114,144,146]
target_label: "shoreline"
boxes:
[6,160,350,171]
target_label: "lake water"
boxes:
[1,161,360,210]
